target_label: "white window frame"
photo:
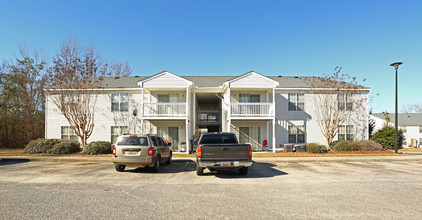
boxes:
[61,126,78,141]
[338,125,354,141]
[111,126,129,144]
[288,125,305,143]
[111,93,129,112]
[288,93,304,111]
[338,93,353,111]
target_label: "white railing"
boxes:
[143,103,187,117]
[230,103,274,117]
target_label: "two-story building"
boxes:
[45,71,370,153]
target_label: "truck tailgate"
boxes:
[201,144,250,160]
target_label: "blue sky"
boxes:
[1,0,421,113]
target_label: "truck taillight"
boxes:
[148,147,154,156]
[248,145,252,158]
[113,146,116,156]
[197,145,202,158]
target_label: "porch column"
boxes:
[272,87,276,153]
[186,86,189,153]
[227,85,231,132]
[140,87,144,134]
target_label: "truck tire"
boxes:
[115,165,126,172]
[239,167,248,175]
[152,156,160,173]
[196,164,204,175]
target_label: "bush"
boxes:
[83,141,112,154]
[357,140,383,151]
[51,141,81,154]
[24,138,62,154]
[305,143,328,153]
[24,139,81,154]
[332,140,383,151]
[371,126,404,150]
[332,140,358,151]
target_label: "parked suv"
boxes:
[111,134,172,172]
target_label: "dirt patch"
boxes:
[399,148,422,153]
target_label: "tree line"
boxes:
[0,37,132,148]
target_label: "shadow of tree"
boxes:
[0,159,30,166]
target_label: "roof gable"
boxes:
[138,71,192,88]
[225,71,279,88]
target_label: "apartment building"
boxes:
[45,71,370,153]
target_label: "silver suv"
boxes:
[111,134,172,172]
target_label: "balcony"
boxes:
[143,103,187,117]
[230,103,274,117]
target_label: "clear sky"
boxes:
[1,0,421,113]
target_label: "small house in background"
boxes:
[370,113,422,148]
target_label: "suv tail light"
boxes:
[248,145,252,158]
[197,145,202,158]
[113,146,116,156]
[148,147,154,156]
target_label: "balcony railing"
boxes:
[143,103,187,117]
[230,103,274,117]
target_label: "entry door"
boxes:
[239,126,261,151]
[168,127,179,152]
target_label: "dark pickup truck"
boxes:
[196,132,252,175]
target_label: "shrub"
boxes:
[305,143,328,153]
[51,141,81,154]
[83,141,112,154]
[371,126,404,150]
[24,138,62,154]
[332,140,358,151]
[356,140,383,151]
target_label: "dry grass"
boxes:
[399,148,422,153]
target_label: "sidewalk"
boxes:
[2,153,422,163]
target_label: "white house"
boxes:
[45,71,370,153]
[370,113,422,148]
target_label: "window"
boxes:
[61,126,78,141]
[288,93,304,111]
[158,94,179,103]
[151,137,158,146]
[111,126,128,144]
[419,126,422,133]
[288,125,305,143]
[239,94,260,103]
[111,93,128,112]
[338,125,354,141]
[62,94,78,111]
[338,93,352,111]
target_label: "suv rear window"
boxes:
[199,134,238,144]
[117,137,148,146]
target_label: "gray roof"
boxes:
[371,113,422,126]
[98,75,369,89]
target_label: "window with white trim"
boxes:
[61,126,78,141]
[111,93,128,112]
[338,125,354,141]
[111,126,129,144]
[338,93,353,111]
[288,125,305,143]
[239,94,260,103]
[288,93,304,111]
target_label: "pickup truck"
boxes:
[196,132,252,175]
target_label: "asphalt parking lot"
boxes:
[1,158,422,219]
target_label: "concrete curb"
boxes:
[2,154,422,163]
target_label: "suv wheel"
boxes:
[166,152,172,164]
[239,167,248,175]
[115,165,126,172]
[196,164,204,176]
[152,156,160,172]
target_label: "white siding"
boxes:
[229,72,277,88]
[142,72,191,88]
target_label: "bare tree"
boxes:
[47,38,106,146]
[401,104,422,113]
[104,61,132,77]
[310,67,368,150]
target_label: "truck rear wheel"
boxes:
[196,164,204,175]
[239,167,248,175]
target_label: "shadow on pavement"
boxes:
[127,159,196,173]
[0,159,30,166]
[211,162,288,179]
